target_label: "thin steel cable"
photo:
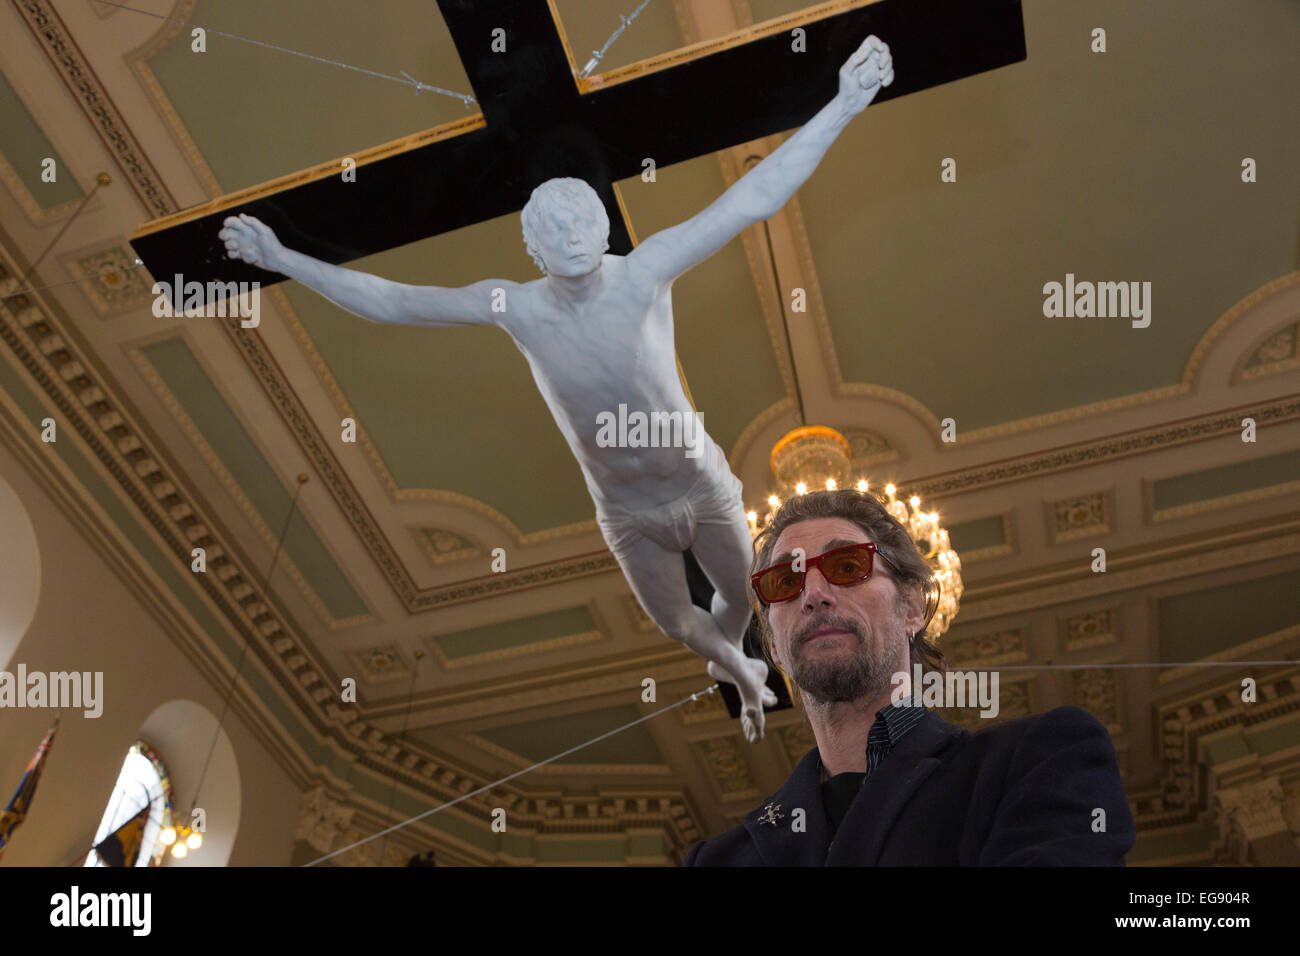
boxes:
[91,0,475,106]
[188,477,306,820]
[13,179,107,288]
[303,683,722,866]
[3,261,145,300]
[580,0,654,77]
[944,660,1297,672]
[305,655,1296,865]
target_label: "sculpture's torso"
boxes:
[500,255,717,512]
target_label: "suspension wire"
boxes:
[303,683,721,866]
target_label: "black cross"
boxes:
[128,0,1024,718]
[130,0,1025,285]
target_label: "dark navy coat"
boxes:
[683,706,1135,866]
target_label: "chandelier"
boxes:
[745,426,963,640]
[159,822,202,859]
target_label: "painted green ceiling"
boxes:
[0,67,84,206]
[1157,570,1300,662]
[280,213,594,533]
[1152,449,1300,512]
[148,0,473,193]
[475,703,664,765]
[617,155,785,451]
[140,337,369,620]
[798,0,1299,429]
[433,605,597,659]
[946,514,1006,553]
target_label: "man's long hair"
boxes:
[750,488,947,677]
[520,178,610,273]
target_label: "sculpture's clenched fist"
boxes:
[218,213,286,272]
[837,34,893,114]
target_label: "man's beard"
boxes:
[787,608,908,704]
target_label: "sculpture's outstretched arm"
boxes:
[626,34,893,289]
[219,214,510,327]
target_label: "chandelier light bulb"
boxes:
[171,842,188,859]
[885,483,896,496]
[910,496,921,508]
[186,831,203,850]
[856,480,868,492]
[826,478,836,490]
[160,827,177,846]
[795,481,807,495]
[767,495,779,508]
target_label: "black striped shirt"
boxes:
[819,694,927,835]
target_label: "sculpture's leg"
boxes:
[613,522,774,743]
[689,513,779,708]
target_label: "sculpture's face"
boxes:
[536,205,604,277]
[765,517,912,703]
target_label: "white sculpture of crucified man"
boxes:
[219,35,893,742]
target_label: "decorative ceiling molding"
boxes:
[215,301,622,611]
[1148,476,1300,526]
[1235,320,1300,385]
[1129,666,1300,835]
[1049,490,1112,543]
[120,0,220,197]
[427,626,605,672]
[411,526,481,566]
[128,341,374,631]
[0,245,704,854]
[911,396,1300,500]
[0,144,85,224]
[263,285,595,543]
[461,732,673,778]
[1186,270,1300,387]
[958,513,1300,623]
[1061,607,1119,653]
[12,0,177,217]
[57,241,151,313]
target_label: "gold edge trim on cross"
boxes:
[131,114,487,239]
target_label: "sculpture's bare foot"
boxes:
[708,658,778,709]
[708,657,776,742]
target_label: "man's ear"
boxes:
[904,582,925,637]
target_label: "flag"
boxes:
[0,718,59,861]
[93,802,151,867]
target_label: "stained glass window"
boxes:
[83,739,174,867]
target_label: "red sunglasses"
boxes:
[751,542,896,604]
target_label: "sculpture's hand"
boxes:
[219,213,287,272]
[836,34,893,115]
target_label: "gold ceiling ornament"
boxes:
[745,426,964,640]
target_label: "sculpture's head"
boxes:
[521,177,610,276]
[749,489,943,705]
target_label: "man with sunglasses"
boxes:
[683,489,1135,865]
